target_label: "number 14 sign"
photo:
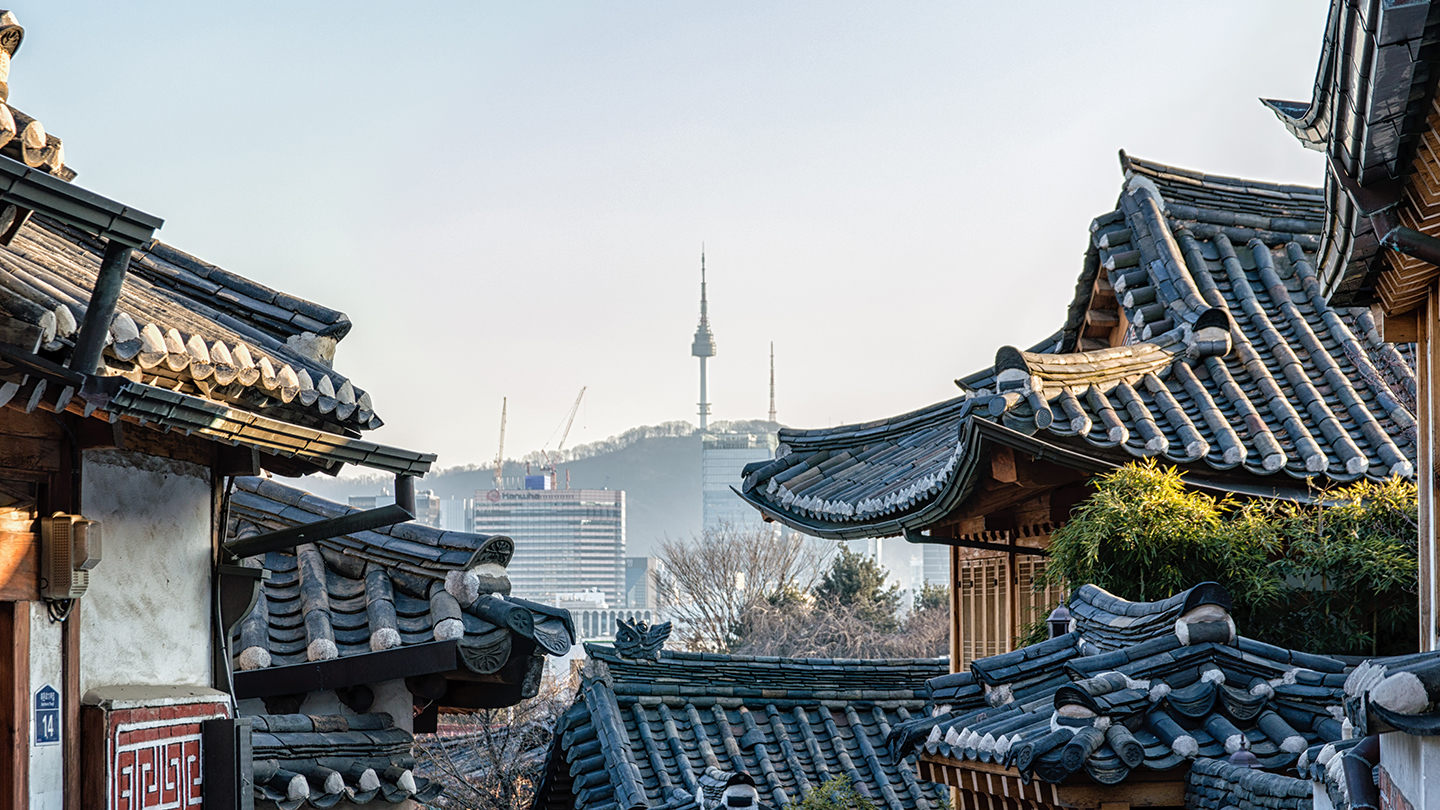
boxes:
[34,684,59,746]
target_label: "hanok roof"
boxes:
[1185,757,1312,810]
[1263,0,1440,305]
[249,712,443,807]
[533,644,948,810]
[1343,648,1440,737]
[0,13,433,477]
[737,154,1417,540]
[888,583,1343,795]
[0,215,379,432]
[228,477,575,707]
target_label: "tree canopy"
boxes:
[659,529,947,658]
[814,545,904,632]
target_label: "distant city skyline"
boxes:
[19,3,1326,473]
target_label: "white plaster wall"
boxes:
[28,605,63,810]
[298,690,342,715]
[295,682,413,733]
[79,449,213,694]
[1379,732,1440,810]
[370,679,413,734]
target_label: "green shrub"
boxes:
[1037,461,1417,656]
[791,776,879,810]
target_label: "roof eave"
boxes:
[739,418,1112,541]
[0,340,433,476]
[0,153,161,248]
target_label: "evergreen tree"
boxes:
[814,545,902,633]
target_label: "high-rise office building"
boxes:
[473,487,626,604]
[351,489,442,527]
[923,542,949,588]
[438,497,474,532]
[702,431,777,534]
[625,556,664,609]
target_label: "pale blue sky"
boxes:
[18,2,1328,469]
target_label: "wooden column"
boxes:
[63,604,78,810]
[0,600,29,810]
[949,543,961,671]
[1423,286,1440,651]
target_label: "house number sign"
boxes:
[34,684,59,745]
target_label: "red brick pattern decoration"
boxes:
[87,699,230,810]
[1379,765,1417,810]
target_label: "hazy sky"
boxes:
[18,2,1328,472]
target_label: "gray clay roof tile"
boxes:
[228,476,573,675]
[736,155,1417,541]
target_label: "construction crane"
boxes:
[493,397,507,491]
[542,387,586,489]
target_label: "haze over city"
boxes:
[23,2,1326,469]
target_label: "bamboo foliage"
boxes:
[1037,461,1419,656]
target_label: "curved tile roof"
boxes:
[249,712,443,807]
[738,155,1418,540]
[534,645,948,810]
[1262,0,1440,303]
[0,215,380,433]
[228,476,574,677]
[889,583,1349,790]
[1344,648,1440,737]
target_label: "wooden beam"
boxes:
[0,434,58,472]
[111,420,214,469]
[991,446,1017,484]
[1380,304,1421,343]
[0,531,36,601]
[1056,781,1184,809]
[233,639,459,698]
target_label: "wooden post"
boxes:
[63,602,79,810]
[0,600,29,810]
[948,544,961,672]
[1008,546,1018,651]
[1423,285,1440,651]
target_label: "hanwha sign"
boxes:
[487,489,501,502]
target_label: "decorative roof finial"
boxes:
[0,13,67,180]
[614,616,672,660]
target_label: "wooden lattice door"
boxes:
[956,555,1010,668]
[953,550,1068,671]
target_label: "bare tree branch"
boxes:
[734,597,948,659]
[416,672,577,810]
[657,522,828,652]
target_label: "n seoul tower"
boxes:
[691,250,716,432]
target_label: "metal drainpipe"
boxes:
[395,474,416,515]
[68,238,132,372]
